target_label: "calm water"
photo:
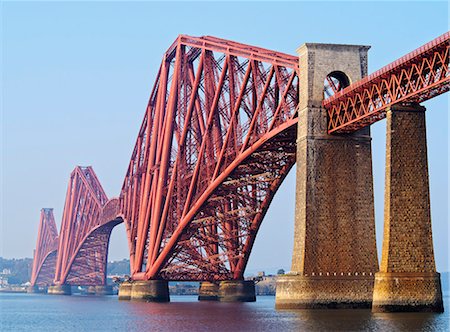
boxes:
[0,293,449,331]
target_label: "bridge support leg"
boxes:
[276,42,378,309]
[372,104,443,313]
[87,286,96,294]
[48,284,72,295]
[218,280,256,302]
[198,282,219,301]
[27,285,40,293]
[118,281,132,300]
[130,280,170,302]
[94,285,113,295]
[276,121,378,308]
[276,111,378,309]
[27,285,48,293]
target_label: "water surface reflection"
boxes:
[0,294,448,331]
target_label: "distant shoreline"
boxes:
[0,287,27,293]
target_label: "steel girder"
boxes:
[324,31,450,134]
[30,208,59,286]
[119,35,299,281]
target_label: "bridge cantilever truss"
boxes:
[30,209,59,287]
[120,35,299,281]
[53,166,121,286]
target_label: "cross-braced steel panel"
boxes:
[324,31,450,133]
[120,35,299,281]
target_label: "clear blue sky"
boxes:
[2,1,449,274]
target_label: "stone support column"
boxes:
[118,281,132,301]
[218,280,256,302]
[48,284,72,295]
[276,43,378,309]
[130,280,170,302]
[94,285,113,295]
[198,281,219,301]
[372,104,443,312]
[27,285,41,293]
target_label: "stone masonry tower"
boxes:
[276,43,379,309]
[372,103,444,312]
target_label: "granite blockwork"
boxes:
[198,281,219,301]
[276,275,375,309]
[48,284,72,295]
[93,285,113,295]
[275,42,379,309]
[130,280,170,302]
[372,105,443,313]
[218,280,256,302]
[118,281,132,301]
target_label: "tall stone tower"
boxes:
[372,103,444,312]
[276,43,379,308]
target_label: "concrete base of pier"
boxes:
[27,285,46,293]
[275,274,374,309]
[118,281,132,301]
[94,285,113,295]
[218,280,256,302]
[48,284,72,295]
[86,286,96,295]
[130,280,170,302]
[372,272,444,312]
[198,282,219,301]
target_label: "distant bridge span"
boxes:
[52,167,122,287]
[30,209,58,287]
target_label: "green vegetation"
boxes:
[107,259,130,276]
[0,257,32,285]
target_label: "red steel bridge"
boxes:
[31,32,449,288]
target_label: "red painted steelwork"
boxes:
[65,199,122,286]
[40,34,450,285]
[120,35,299,281]
[53,166,121,285]
[324,31,450,133]
[30,209,59,286]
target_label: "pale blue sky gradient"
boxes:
[2,1,449,274]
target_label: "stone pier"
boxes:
[372,104,443,312]
[93,285,113,295]
[218,280,256,302]
[130,280,170,302]
[48,284,72,295]
[198,282,219,301]
[27,285,48,293]
[86,286,97,294]
[276,43,378,309]
[118,281,132,301]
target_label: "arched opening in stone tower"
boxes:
[323,71,350,98]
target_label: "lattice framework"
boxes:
[54,166,115,285]
[324,32,450,133]
[30,209,59,286]
[120,35,299,281]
